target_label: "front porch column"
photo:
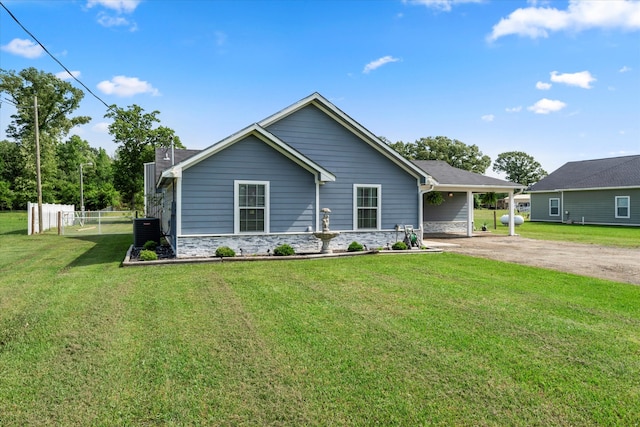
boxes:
[508,191,516,236]
[467,191,474,237]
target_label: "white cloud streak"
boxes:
[536,81,552,90]
[528,98,567,114]
[550,70,596,89]
[481,114,495,122]
[97,76,160,97]
[363,56,400,74]
[56,71,81,81]
[1,38,44,59]
[488,0,640,41]
[86,0,141,14]
[619,65,632,73]
[505,106,522,113]
[404,0,483,12]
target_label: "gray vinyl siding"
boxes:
[563,189,640,225]
[530,192,561,222]
[266,105,420,230]
[531,189,640,225]
[423,191,468,221]
[181,135,316,234]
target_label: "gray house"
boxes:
[528,155,640,226]
[145,93,522,257]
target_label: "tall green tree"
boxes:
[105,104,182,209]
[388,136,491,174]
[492,151,547,187]
[0,67,90,207]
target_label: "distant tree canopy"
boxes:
[493,151,547,187]
[106,104,183,209]
[387,136,491,174]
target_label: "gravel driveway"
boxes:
[424,234,640,286]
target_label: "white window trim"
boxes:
[234,180,270,234]
[353,184,381,230]
[615,196,630,219]
[549,198,560,216]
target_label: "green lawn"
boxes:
[1,211,639,425]
[475,208,640,248]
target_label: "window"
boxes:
[549,198,560,216]
[354,185,381,229]
[235,181,269,233]
[615,196,630,218]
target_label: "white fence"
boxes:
[27,202,75,235]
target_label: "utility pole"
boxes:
[34,95,43,234]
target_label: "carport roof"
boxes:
[412,160,523,192]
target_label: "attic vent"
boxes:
[133,218,161,248]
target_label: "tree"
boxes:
[492,151,547,187]
[0,68,91,207]
[105,104,182,209]
[388,136,491,174]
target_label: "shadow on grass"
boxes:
[0,229,28,236]
[65,234,133,268]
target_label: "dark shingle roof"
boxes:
[529,155,640,191]
[154,148,202,185]
[412,160,521,188]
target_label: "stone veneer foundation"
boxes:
[423,221,468,234]
[176,230,408,258]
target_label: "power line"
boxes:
[0,1,114,113]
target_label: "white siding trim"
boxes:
[176,177,182,236]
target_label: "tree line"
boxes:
[1,67,546,212]
[0,67,181,211]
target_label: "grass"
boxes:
[475,208,640,248]
[1,211,639,425]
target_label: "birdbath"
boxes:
[313,208,340,254]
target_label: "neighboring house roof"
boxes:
[159,123,336,185]
[529,155,640,192]
[412,160,523,192]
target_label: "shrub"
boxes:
[347,241,364,252]
[143,240,158,250]
[273,244,295,256]
[215,246,236,258]
[392,241,408,250]
[139,249,158,261]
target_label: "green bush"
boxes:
[139,249,158,261]
[392,241,408,250]
[143,240,158,250]
[215,246,236,258]
[273,244,295,256]
[347,241,364,252]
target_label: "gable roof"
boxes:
[155,148,201,185]
[529,155,640,192]
[259,92,437,186]
[159,123,336,185]
[412,160,523,192]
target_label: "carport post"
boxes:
[508,191,516,236]
[467,191,474,237]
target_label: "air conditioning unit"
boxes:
[133,218,161,248]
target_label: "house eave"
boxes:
[529,185,640,193]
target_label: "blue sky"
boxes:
[1,0,639,177]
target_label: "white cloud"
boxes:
[92,122,111,133]
[87,0,140,14]
[536,81,552,90]
[481,114,495,122]
[488,0,640,41]
[528,98,567,114]
[404,0,483,12]
[1,38,44,59]
[550,70,596,89]
[363,56,400,74]
[505,106,522,113]
[619,65,632,73]
[97,76,160,97]
[56,70,81,81]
